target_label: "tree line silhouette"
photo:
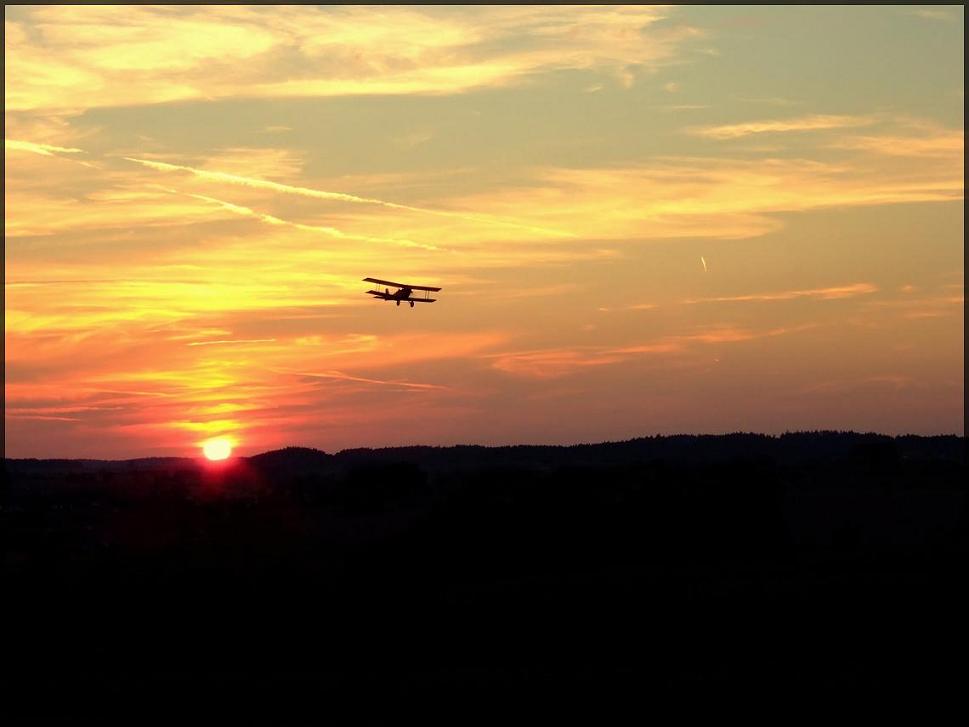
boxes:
[4,432,965,720]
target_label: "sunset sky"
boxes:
[5,5,964,459]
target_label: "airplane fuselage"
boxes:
[389,287,413,300]
[386,287,414,306]
[363,278,440,307]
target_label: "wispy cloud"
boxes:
[831,127,964,158]
[127,157,430,210]
[6,5,702,113]
[447,149,962,244]
[292,370,450,391]
[170,188,442,251]
[656,104,710,112]
[736,96,801,107]
[596,303,658,313]
[126,156,572,238]
[4,186,232,238]
[186,338,277,347]
[800,375,919,395]
[685,282,878,304]
[488,347,628,378]
[861,292,964,320]
[489,324,811,379]
[688,114,876,140]
[902,8,957,22]
[5,139,85,156]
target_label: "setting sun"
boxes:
[202,437,233,461]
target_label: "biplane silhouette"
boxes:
[363,277,441,307]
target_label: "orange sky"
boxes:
[5,5,964,458]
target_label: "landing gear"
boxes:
[410,301,414,308]
[396,300,400,306]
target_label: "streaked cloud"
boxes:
[5,5,702,113]
[126,157,438,210]
[4,185,233,238]
[902,8,957,22]
[186,338,277,347]
[198,147,306,181]
[685,282,878,304]
[831,127,964,158]
[861,292,964,320]
[445,150,962,243]
[290,370,450,391]
[657,104,710,112]
[688,114,876,140]
[596,303,659,313]
[171,189,441,251]
[5,139,85,156]
[489,324,810,379]
[125,156,572,238]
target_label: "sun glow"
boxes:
[202,437,234,461]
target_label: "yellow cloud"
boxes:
[125,156,573,239]
[172,189,441,250]
[288,370,449,391]
[198,147,307,181]
[4,187,232,238]
[488,324,811,379]
[186,338,278,347]
[831,129,964,158]
[5,138,85,156]
[688,114,877,139]
[685,282,879,304]
[441,150,962,243]
[6,5,698,112]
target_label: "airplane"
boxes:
[363,277,442,307]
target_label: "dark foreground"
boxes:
[4,433,967,721]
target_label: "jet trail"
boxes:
[124,157,572,238]
[291,369,448,391]
[170,188,442,251]
[187,338,277,347]
[5,139,85,156]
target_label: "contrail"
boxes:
[124,157,572,238]
[292,369,449,391]
[11,139,569,239]
[187,338,277,347]
[5,139,85,156]
[167,188,442,251]
[685,282,878,304]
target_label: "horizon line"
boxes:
[5,429,965,462]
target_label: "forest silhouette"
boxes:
[4,432,966,720]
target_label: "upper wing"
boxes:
[363,277,441,292]
[363,277,405,289]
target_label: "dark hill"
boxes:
[4,431,965,717]
[321,431,965,472]
[247,445,331,474]
[6,432,962,475]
